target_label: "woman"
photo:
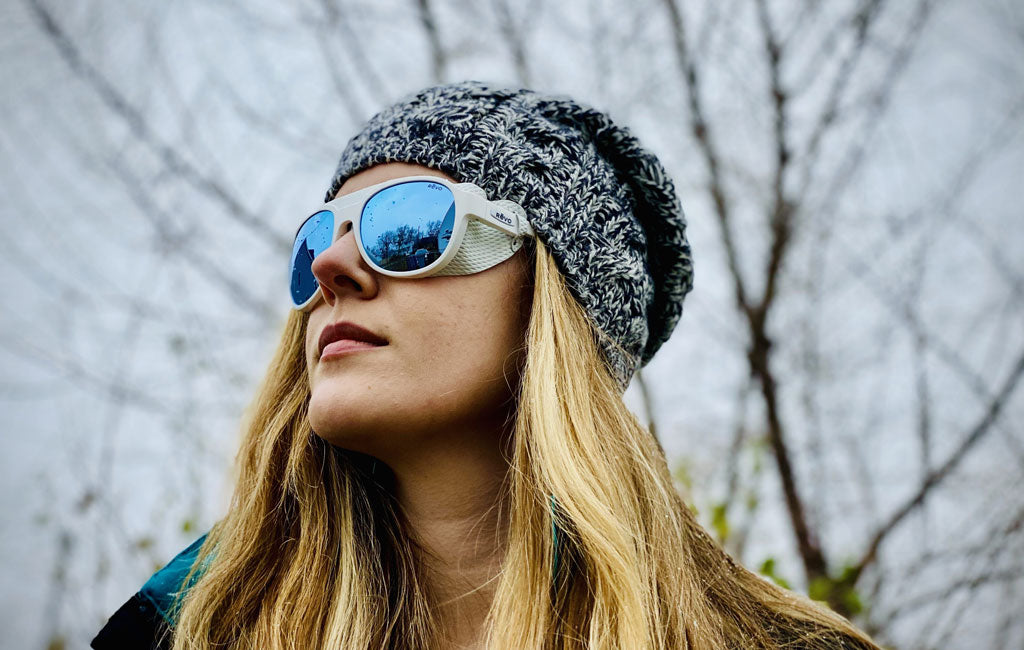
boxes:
[92,81,880,649]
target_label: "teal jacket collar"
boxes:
[91,531,213,649]
[139,532,211,627]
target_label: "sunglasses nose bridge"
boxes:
[336,218,353,242]
[310,235,378,306]
[315,217,360,269]
[315,213,356,259]
[341,207,358,228]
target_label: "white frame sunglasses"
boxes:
[289,174,536,311]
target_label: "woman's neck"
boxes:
[388,425,512,648]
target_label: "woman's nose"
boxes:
[309,222,379,304]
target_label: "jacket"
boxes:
[91,531,211,650]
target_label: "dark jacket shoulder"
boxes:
[90,531,211,650]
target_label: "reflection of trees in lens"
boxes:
[426,219,441,239]
[366,219,445,270]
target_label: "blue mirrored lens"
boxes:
[361,181,456,272]
[290,210,333,306]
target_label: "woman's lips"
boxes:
[320,339,385,360]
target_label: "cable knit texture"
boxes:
[324,80,694,391]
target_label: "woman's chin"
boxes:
[307,396,389,454]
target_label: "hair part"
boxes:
[169,238,880,649]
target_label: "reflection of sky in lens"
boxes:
[361,181,454,271]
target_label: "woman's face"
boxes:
[304,162,532,462]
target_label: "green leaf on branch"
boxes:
[758,556,792,590]
[711,502,730,542]
[672,458,693,491]
[808,562,865,617]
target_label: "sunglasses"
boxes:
[289,175,536,310]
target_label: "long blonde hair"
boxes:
[169,237,880,649]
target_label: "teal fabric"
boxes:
[138,532,212,626]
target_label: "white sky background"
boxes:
[1,0,1022,648]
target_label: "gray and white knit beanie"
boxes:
[324,80,694,392]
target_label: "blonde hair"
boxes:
[168,237,880,649]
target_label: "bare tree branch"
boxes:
[315,0,392,111]
[106,158,278,321]
[416,0,448,83]
[635,369,659,443]
[25,0,291,253]
[791,0,884,200]
[491,0,532,86]
[802,0,936,214]
[0,334,172,415]
[851,345,1024,582]
[661,0,750,310]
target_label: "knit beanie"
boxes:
[324,80,694,392]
